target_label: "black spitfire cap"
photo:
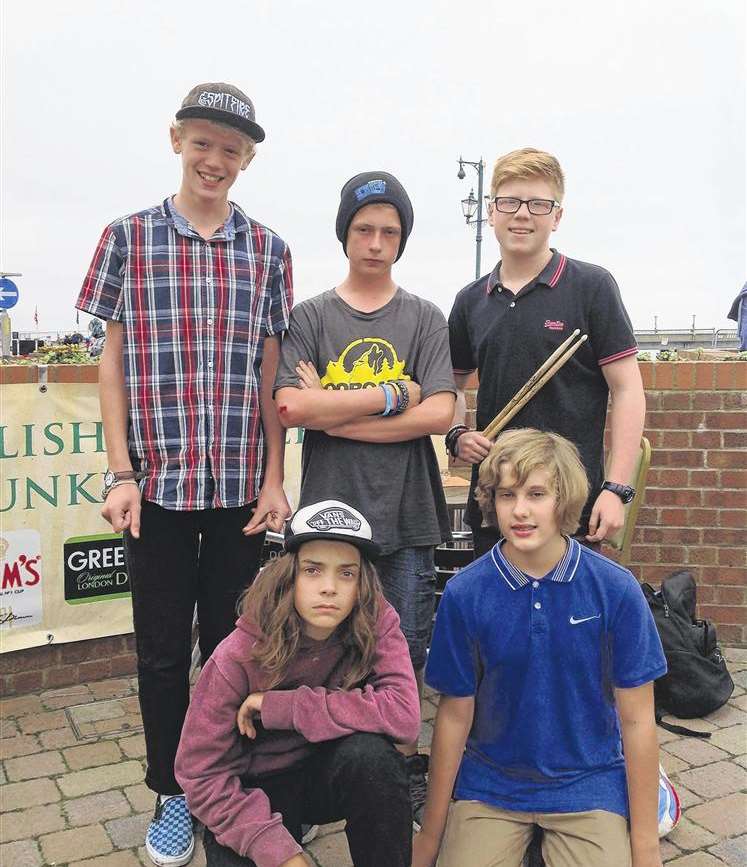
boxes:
[283,500,380,560]
[175,82,265,142]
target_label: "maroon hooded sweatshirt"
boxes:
[174,599,419,867]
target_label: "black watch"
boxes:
[601,480,636,504]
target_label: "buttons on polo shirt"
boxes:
[207,318,214,325]
[532,581,540,589]
[510,301,516,308]
[534,601,542,610]
[206,277,214,285]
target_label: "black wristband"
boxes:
[445,424,469,457]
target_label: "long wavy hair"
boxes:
[239,548,381,690]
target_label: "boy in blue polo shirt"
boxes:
[413,428,666,867]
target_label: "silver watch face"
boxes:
[103,469,116,488]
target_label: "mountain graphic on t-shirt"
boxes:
[321,337,409,388]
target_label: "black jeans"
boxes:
[203,733,412,867]
[125,499,265,794]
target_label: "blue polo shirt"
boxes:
[426,539,666,818]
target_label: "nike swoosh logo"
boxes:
[569,614,601,625]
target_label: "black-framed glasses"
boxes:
[490,197,559,216]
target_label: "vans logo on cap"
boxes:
[354,179,386,201]
[307,508,362,533]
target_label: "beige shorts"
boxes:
[436,799,632,867]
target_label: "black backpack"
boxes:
[642,569,733,737]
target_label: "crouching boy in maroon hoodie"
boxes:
[175,500,420,867]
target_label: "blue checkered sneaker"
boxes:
[145,794,195,866]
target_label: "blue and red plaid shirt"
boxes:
[76,198,293,511]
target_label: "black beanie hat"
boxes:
[335,171,414,262]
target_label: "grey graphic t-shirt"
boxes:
[275,288,456,554]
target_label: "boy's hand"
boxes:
[237,692,264,738]
[296,360,323,390]
[280,856,311,867]
[631,845,663,867]
[101,483,142,539]
[411,830,440,867]
[243,483,291,536]
[586,489,625,542]
[455,430,491,464]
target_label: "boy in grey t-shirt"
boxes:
[275,171,456,826]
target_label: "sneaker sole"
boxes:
[145,835,195,867]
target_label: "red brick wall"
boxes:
[623,361,747,645]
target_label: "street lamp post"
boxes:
[457,156,486,279]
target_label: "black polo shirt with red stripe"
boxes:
[449,250,637,533]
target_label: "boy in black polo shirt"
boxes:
[447,148,645,557]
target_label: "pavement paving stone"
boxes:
[0,695,44,718]
[0,838,43,867]
[707,704,747,728]
[725,648,747,664]
[0,733,43,759]
[40,823,114,864]
[104,812,151,849]
[731,694,747,711]
[662,751,691,776]
[686,793,747,837]
[665,738,731,766]
[0,804,66,844]
[40,684,93,710]
[3,777,61,809]
[124,783,153,813]
[57,760,144,798]
[19,709,69,734]
[668,817,719,851]
[88,678,137,700]
[677,761,747,800]
[733,670,747,690]
[4,748,66,781]
[39,724,79,750]
[661,839,683,861]
[0,717,20,738]
[708,834,747,867]
[709,725,747,755]
[0,764,5,785]
[667,855,728,866]
[735,755,747,769]
[675,784,704,809]
[77,713,143,738]
[70,852,143,867]
[305,829,353,866]
[63,789,133,827]
[68,699,129,726]
[63,739,123,770]
[118,734,146,758]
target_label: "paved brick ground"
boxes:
[1,649,745,866]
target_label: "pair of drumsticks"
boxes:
[481,329,588,440]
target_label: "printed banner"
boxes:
[0,378,306,652]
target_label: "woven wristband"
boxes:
[395,380,409,413]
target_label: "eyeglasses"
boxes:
[490,197,559,216]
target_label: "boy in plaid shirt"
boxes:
[76,82,293,867]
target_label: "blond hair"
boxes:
[475,428,588,535]
[170,118,256,159]
[239,549,381,690]
[490,148,565,202]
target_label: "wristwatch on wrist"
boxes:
[102,469,146,499]
[601,480,636,504]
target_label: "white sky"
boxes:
[2,0,745,333]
